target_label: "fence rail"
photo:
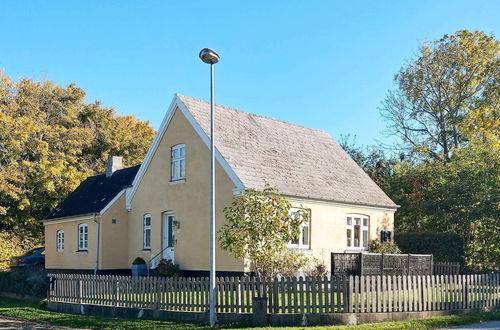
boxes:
[48,273,500,314]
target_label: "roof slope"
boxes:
[178,94,396,208]
[45,165,141,220]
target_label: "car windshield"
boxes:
[24,248,43,256]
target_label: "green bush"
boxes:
[395,232,464,263]
[154,259,181,277]
[0,267,48,297]
[369,239,402,254]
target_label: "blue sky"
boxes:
[1,1,499,147]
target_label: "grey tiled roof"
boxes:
[178,94,397,208]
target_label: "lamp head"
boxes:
[199,48,220,64]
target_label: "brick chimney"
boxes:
[106,156,123,177]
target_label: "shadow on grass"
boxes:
[0,297,498,329]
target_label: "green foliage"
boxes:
[0,233,40,269]
[388,140,499,271]
[380,30,500,161]
[0,72,155,238]
[369,239,402,254]
[154,259,181,277]
[395,232,464,263]
[218,185,309,278]
[0,267,48,297]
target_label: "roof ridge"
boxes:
[85,163,142,179]
[176,93,330,135]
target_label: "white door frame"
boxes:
[162,212,175,263]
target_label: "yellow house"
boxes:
[44,94,398,275]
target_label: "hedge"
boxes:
[0,267,48,298]
[395,232,464,263]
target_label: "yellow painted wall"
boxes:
[289,198,395,270]
[127,107,244,272]
[99,193,129,269]
[44,217,98,270]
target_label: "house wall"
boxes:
[44,217,98,271]
[99,193,129,270]
[289,198,395,270]
[127,107,245,273]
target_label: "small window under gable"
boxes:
[171,144,186,181]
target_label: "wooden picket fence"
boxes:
[47,273,500,314]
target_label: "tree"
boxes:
[218,185,309,278]
[381,30,499,161]
[386,139,499,271]
[0,73,155,238]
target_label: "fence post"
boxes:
[407,254,411,275]
[381,253,385,276]
[78,277,83,305]
[360,253,364,276]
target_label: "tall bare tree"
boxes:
[381,30,499,161]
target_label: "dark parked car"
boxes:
[17,248,45,268]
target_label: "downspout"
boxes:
[93,213,100,275]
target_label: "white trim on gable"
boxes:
[100,189,126,215]
[125,95,245,210]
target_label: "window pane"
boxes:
[347,229,352,247]
[291,236,299,245]
[347,217,352,225]
[363,230,368,247]
[354,225,360,247]
[302,226,309,246]
[145,229,151,248]
[363,218,368,226]
[180,160,185,177]
[173,148,179,158]
[180,146,185,156]
[355,218,361,225]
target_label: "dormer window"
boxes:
[171,144,186,181]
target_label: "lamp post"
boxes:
[199,48,220,327]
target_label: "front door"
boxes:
[162,213,175,263]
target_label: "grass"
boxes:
[0,296,498,329]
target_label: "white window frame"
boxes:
[171,144,186,181]
[289,208,310,249]
[78,224,88,251]
[143,214,152,250]
[56,230,64,251]
[346,214,369,250]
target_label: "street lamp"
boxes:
[199,47,220,327]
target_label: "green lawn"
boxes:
[0,297,499,329]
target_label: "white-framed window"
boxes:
[56,230,64,251]
[290,208,310,249]
[78,224,88,251]
[143,214,151,250]
[171,144,186,181]
[346,215,369,249]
